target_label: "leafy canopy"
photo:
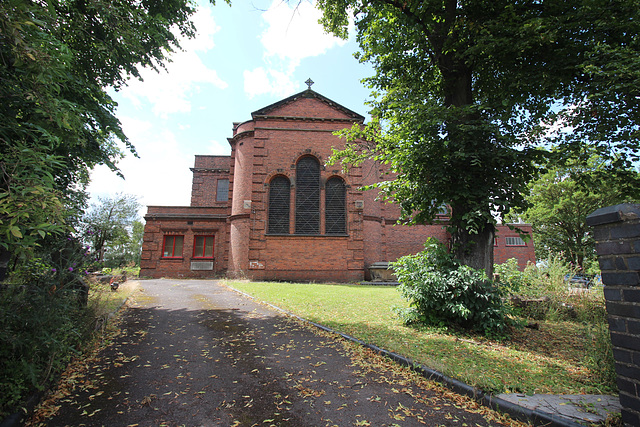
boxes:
[518,157,639,271]
[0,0,228,272]
[80,194,141,265]
[317,0,640,272]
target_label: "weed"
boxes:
[495,254,616,392]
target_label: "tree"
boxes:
[101,220,145,268]
[518,158,639,271]
[316,0,640,277]
[80,194,141,265]
[0,0,228,280]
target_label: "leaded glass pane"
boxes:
[295,157,320,234]
[268,176,290,234]
[216,179,229,202]
[325,177,346,234]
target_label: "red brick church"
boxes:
[140,86,535,281]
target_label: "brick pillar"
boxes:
[586,204,640,426]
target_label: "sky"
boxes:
[87,0,373,216]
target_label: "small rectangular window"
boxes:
[494,238,498,246]
[505,236,526,246]
[216,179,229,202]
[162,235,184,258]
[193,236,214,258]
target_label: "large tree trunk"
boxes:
[451,223,495,278]
[433,1,497,278]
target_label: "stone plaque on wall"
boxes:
[190,261,214,271]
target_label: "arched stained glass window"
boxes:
[268,176,290,234]
[325,177,346,234]
[295,157,320,234]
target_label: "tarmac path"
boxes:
[33,279,520,427]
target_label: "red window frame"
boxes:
[193,235,215,258]
[162,235,184,258]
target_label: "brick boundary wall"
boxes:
[586,203,640,427]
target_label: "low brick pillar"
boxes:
[586,204,640,426]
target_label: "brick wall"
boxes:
[587,204,640,427]
[227,90,367,282]
[494,224,536,270]
[140,206,229,278]
[190,155,231,207]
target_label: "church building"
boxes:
[140,86,535,281]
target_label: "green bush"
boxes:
[392,238,515,338]
[0,235,96,418]
[0,283,93,417]
[494,257,527,294]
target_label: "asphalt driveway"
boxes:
[32,279,517,426]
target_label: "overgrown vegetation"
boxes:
[0,236,139,419]
[0,203,143,420]
[392,238,515,339]
[495,256,615,388]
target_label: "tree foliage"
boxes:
[317,0,640,276]
[0,0,227,279]
[80,194,141,265]
[518,158,639,271]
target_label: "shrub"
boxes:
[392,238,515,338]
[493,257,527,294]
[0,235,95,419]
[0,281,96,418]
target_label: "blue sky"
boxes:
[87,0,373,212]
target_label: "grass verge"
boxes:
[89,279,141,319]
[226,280,616,396]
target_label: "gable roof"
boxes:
[251,88,365,122]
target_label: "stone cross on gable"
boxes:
[305,78,314,90]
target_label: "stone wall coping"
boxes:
[144,213,228,220]
[586,203,640,227]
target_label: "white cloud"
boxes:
[260,0,347,63]
[244,67,297,98]
[244,0,349,98]
[119,4,228,118]
[87,117,194,216]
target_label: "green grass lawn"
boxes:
[226,280,614,396]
